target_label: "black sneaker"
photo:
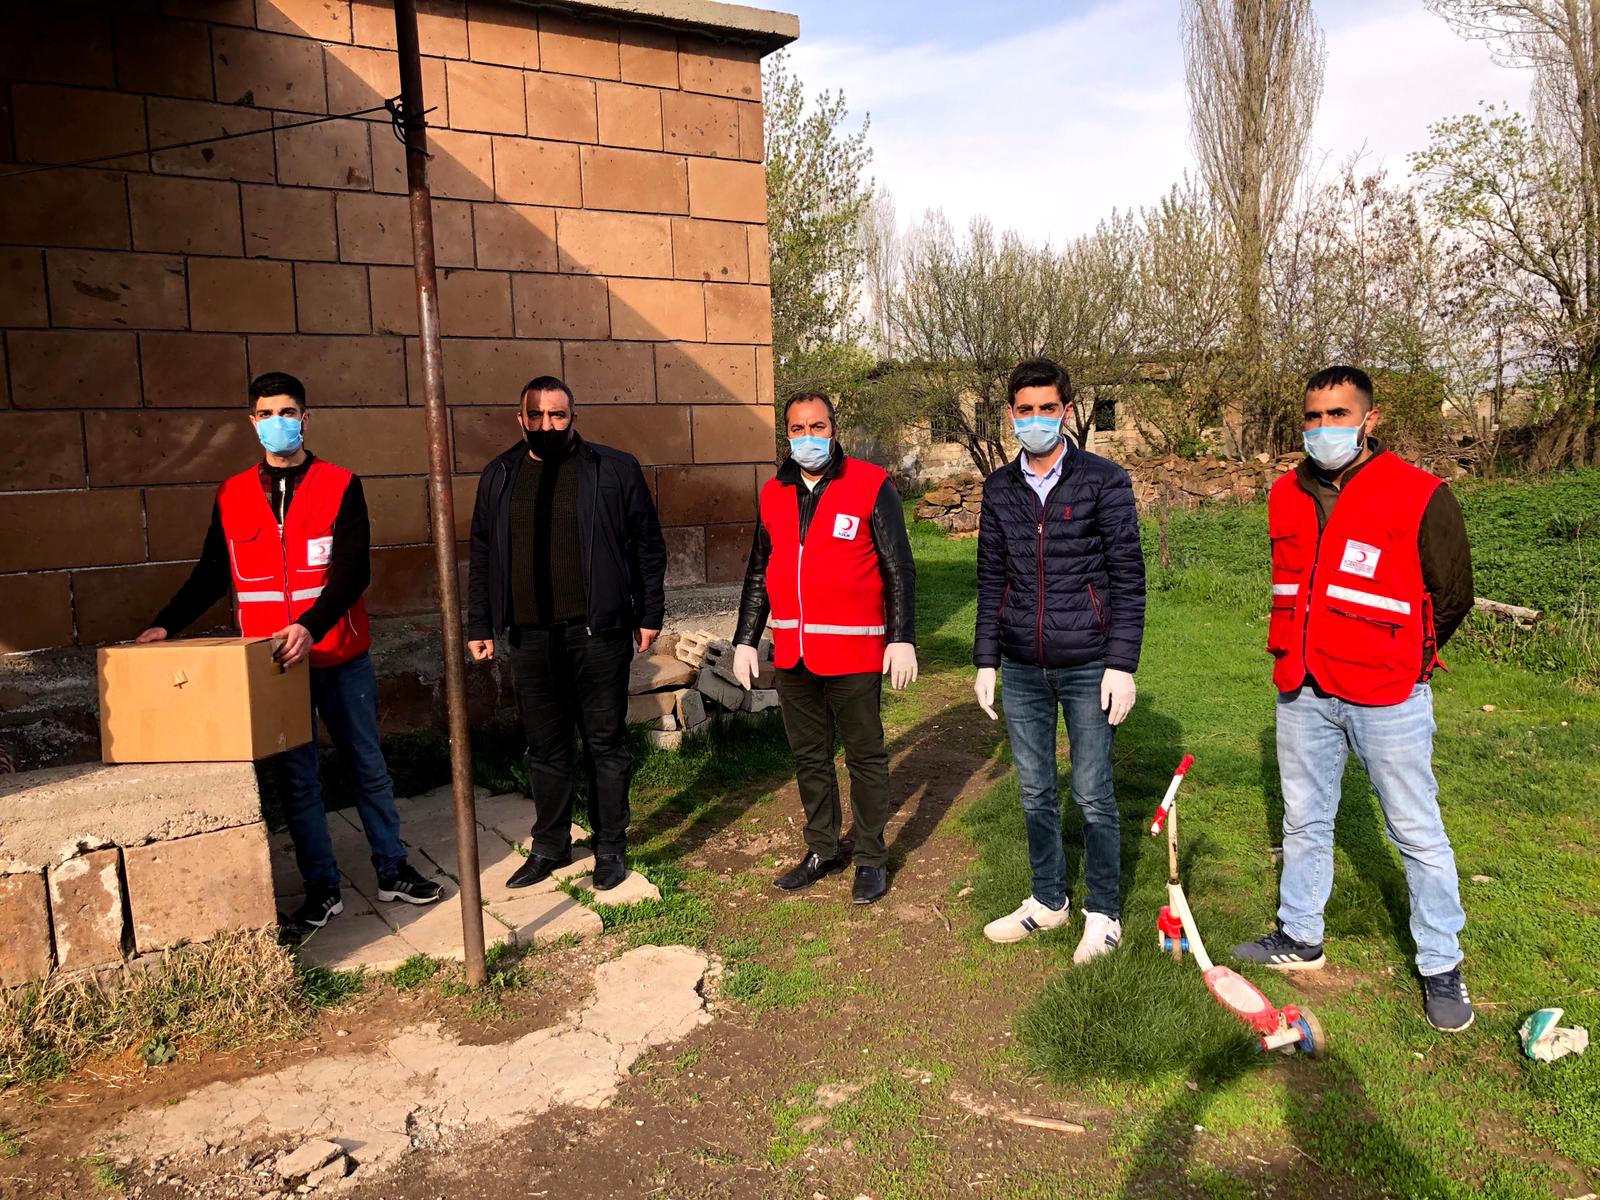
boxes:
[774,852,846,892]
[378,862,444,905]
[852,865,888,905]
[284,889,343,931]
[591,853,627,891]
[1421,967,1474,1032]
[1232,928,1326,971]
[506,850,571,890]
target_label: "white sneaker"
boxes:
[983,896,1070,944]
[1073,912,1122,964]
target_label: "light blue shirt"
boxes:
[1019,448,1066,507]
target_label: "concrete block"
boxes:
[0,872,52,986]
[11,329,140,409]
[596,80,662,150]
[46,849,126,970]
[525,72,597,143]
[705,283,772,344]
[124,822,276,953]
[539,12,620,80]
[376,890,488,959]
[580,145,688,216]
[295,912,417,972]
[644,730,683,751]
[687,157,767,222]
[670,218,750,283]
[696,666,747,712]
[574,869,660,905]
[0,761,264,873]
[662,90,739,159]
[676,688,706,730]
[556,209,671,278]
[691,403,776,464]
[489,891,603,949]
[561,339,657,405]
[627,690,677,724]
[679,37,762,100]
[446,60,525,134]
[607,277,703,341]
[745,688,781,713]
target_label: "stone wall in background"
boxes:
[0,0,785,660]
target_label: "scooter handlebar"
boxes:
[1149,755,1196,835]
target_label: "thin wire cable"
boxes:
[0,98,435,180]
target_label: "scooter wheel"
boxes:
[1294,1009,1327,1059]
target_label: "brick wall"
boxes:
[0,0,783,655]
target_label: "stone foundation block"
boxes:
[0,871,52,986]
[124,822,276,953]
[47,848,126,970]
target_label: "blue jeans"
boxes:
[1001,659,1120,916]
[279,652,407,892]
[1276,683,1465,976]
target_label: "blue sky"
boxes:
[779,0,1534,243]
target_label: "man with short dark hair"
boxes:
[732,391,917,904]
[466,375,667,893]
[974,358,1147,959]
[1235,365,1477,1033]
[139,372,443,936]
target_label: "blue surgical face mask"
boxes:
[256,415,304,455]
[1302,421,1365,472]
[1013,416,1063,457]
[789,435,832,472]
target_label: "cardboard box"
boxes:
[98,637,312,763]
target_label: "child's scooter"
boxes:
[1150,756,1326,1058]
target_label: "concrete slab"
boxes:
[574,870,661,906]
[1,761,263,871]
[376,891,493,959]
[489,892,603,948]
[471,792,534,839]
[296,913,419,972]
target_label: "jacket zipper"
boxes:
[585,451,597,636]
[1087,582,1108,636]
[1035,513,1046,665]
[277,477,292,627]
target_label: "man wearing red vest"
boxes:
[731,392,918,905]
[1234,366,1476,1032]
[138,372,442,936]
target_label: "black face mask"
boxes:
[523,426,572,460]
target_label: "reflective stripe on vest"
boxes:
[1325,583,1411,615]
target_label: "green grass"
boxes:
[388,954,442,991]
[295,964,365,1008]
[935,471,1600,1197]
[0,1126,19,1158]
[84,1154,124,1191]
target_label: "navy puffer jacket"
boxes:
[973,443,1147,672]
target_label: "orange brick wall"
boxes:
[0,0,778,653]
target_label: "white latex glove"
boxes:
[1101,668,1136,726]
[974,667,998,721]
[882,642,918,691]
[732,642,760,689]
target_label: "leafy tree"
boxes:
[763,52,875,409]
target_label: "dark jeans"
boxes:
[1000,658,1120,917]
[505,623,633,858]
[773,662,891,868]
[280,651,407,893]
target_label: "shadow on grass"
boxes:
[1114,1046,1461,1200]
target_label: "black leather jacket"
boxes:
[467,435,667,640]
[734,445,917,648]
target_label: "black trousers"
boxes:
[505,623,633,858]
[773,662,891,868]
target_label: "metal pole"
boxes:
[392,0,486,986]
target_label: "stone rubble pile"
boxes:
[625,630,780,750]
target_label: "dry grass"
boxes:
[1,930,316,1088]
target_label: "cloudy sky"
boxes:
[780,0,1534,244]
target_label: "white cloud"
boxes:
[785,0,1533,244]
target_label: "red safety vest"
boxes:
[1267,450,1442,706]
[759,456,890,676]
[217,459,371,668]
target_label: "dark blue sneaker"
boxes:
[1421,967,1474,1032]
[1232,928,1326,972]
